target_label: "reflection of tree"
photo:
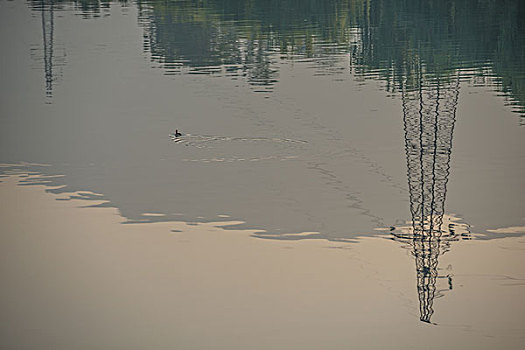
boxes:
[354,0,525,118]
[136,0,368,89]
[30,0,116,18]
[391,59,470,323]
[136,0,524,115]
[28,0,525,112]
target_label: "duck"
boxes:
[174,129,182,137]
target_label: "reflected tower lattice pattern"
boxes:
[40,0,54,97]
[37,0,66,99]
[393,61,469,323]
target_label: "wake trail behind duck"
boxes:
[169,134,307,148]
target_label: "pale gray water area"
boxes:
[1,0,524,348]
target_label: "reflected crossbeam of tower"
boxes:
[398,61,460,323]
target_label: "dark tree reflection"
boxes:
[28,0,525,115]
[134,0,525,116]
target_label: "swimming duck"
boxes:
[174,129,182,137]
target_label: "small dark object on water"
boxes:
[174,129,182,137]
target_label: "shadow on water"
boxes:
[18,0,525,240]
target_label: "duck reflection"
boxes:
[391,61,470,323]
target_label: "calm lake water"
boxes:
[1,0,524,348]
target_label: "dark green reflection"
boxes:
[30,0,525,117]
[134,0,524,116]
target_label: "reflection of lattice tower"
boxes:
[402,71,460,239]
[41,0,54,96]
[399,62,460,323]
[411,238,441,322]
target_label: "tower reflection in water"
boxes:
[391,60,471,323]
[39,0,55,98]
[33,0,67,101]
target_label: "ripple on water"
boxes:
[169,133,307,147]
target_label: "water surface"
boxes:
[0,0,524,347]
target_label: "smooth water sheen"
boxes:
[0,0,524,348]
